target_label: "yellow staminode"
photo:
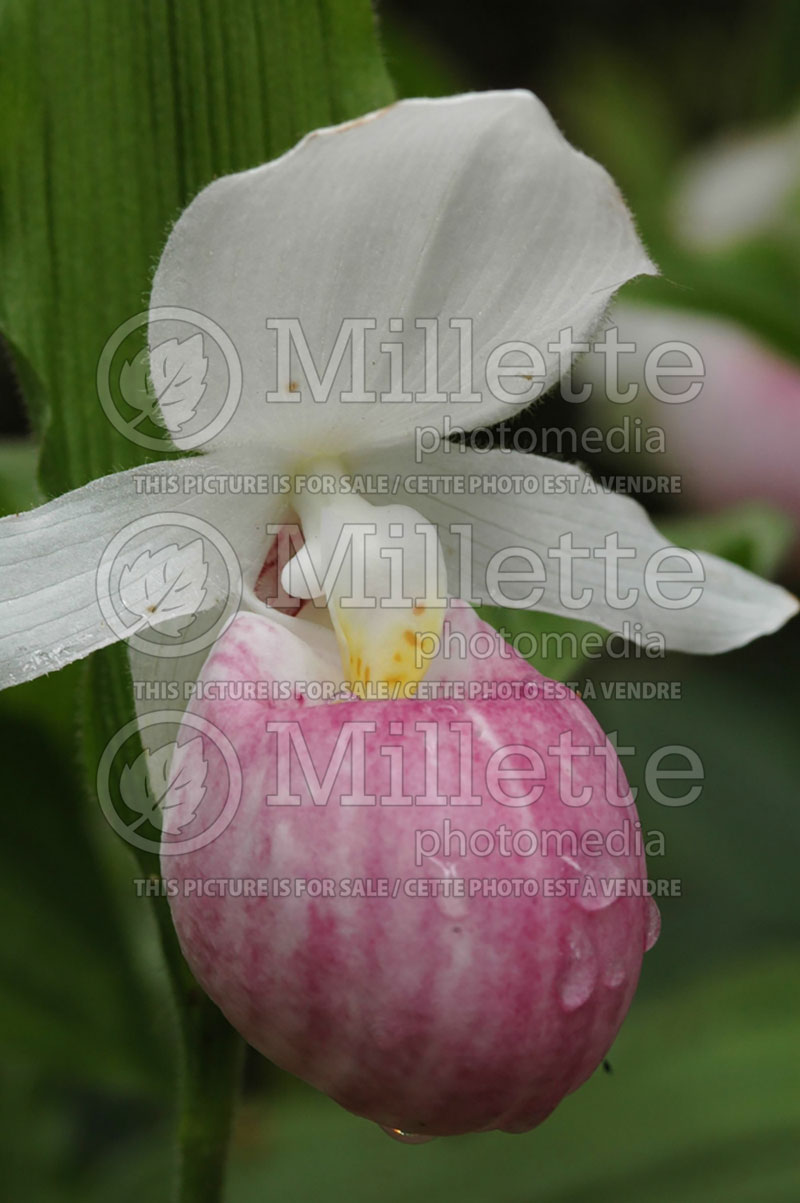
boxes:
[284,463,447,696]
[333,593,445,699]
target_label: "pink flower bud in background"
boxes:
[577,304,800,560]
[670,116,800,252]
[163,604,658,1138]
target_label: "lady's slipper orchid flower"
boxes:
[0,91,796,1136]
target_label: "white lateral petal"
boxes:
[152,90,654,456]
[0,450,283,689]
[356,445,797,653]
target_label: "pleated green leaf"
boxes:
[0,0,394,496]
[0,1,395,1169]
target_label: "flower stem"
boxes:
[174,977,245,1203]
[148,868,245,1201]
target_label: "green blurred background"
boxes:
[1,1,798,1199]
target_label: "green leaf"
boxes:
[0,0,395,906]
[0,0,395,859]
[0,438,40,515]
[0,0,394,498]
[661,501,796,578]
[0,0,395,922]
[0,3,395,1195]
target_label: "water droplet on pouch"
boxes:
[380,1125,435,1145]
[559,924,598,1012]
[575,882,618,913]
[644,895,661,951]
[572,859,622,913]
